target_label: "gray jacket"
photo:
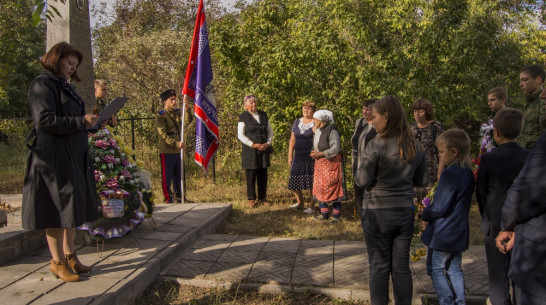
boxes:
[355,136,429,209]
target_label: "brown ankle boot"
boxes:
[50,260,79,282]
[65,253,91,274]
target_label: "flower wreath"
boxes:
[78,126,155,239]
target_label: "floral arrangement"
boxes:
[80,126,155,239]
[411,182,438,261]
[472,118,497,179]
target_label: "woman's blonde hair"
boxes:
[435,128,472,168]
[302,100,316,111]
[373,96,417,161]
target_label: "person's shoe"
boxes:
[247,200,256,208]
[289,203,303,209]
[261,200,272,207]
[331,217,340,224]
[65,253,91,274]
[303,208,315,214]
[50,260,79,282]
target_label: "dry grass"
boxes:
[136,278,370,305]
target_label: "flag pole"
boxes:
[180,96,186,204]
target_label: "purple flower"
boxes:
[108,138,119,149]
[422,197,431,207]
[120,170,132,179]
[106,178,119,188]
[94,170,103,182]
[94,139,109,149]
[122,158,130,166]
[103,155,119,164]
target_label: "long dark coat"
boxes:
[22,71,98,230]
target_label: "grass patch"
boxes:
[135,278,370,305]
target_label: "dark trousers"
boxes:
[361,207,414,305]
[515,285,546,305]
[245,168,268,200]
[160,153,182,203]
[484,233,514,305]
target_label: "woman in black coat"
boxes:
[23,42,99,282]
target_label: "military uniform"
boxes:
[518,89,545,149]
[155,107,193,202]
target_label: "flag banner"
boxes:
[182,0,219,173]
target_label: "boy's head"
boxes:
[94,79,107,99]
[435,128,472,168]
[493,108,523,144]
[487,87,507,112]
[520,64,545,95]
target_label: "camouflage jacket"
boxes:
[518,89,545,149]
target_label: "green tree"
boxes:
[0,0,45,117]
[211,0,544,153]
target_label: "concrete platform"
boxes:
[0,202,232,305]
[165,234,489,304]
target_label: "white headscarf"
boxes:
[313,109,334,123]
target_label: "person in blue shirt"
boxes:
[421,129,475,305]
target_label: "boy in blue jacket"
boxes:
[421,129,475,305]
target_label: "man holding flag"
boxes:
[182,0,219,176]
[155,89,193,203]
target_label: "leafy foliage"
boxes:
[211,0,544,153]
[31,0,65,26]
[0,0,45,117]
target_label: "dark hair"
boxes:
[493,107,524,140]
[436,129,472,168]
[373,96,417,161]
[521,64,545,83]
[364,99,376,108]
[487,86,508,103]
[40,42,83,82]
[412,98,434,121]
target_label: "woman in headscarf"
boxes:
[310,109,347,223]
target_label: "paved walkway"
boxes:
[0,194,489,304]
[0,202,231,305]
[165,234,488,304]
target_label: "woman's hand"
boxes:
[84,114,99,128]
[177,142,186,149]
[310,150,322,159]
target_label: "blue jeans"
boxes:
[426,248,465,305]
[361,207,414,305]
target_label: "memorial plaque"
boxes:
[46,0,95,113]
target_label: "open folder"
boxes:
[92,95,128,129]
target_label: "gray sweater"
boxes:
[355,136,429,209]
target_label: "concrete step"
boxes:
[0,203,232,305]
[0,209,46,266]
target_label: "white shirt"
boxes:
[237,111,274,147]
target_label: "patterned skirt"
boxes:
[312,153,347,203]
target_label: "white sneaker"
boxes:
[289,203,301,209]
[303,208,315,214]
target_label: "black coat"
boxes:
[22,71,98,229]
[501,132,546,298]
[476,142,529,237]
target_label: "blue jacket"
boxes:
[421,164,475,252]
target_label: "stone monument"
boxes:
[46,0,95,113]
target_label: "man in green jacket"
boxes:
[518,64,545,149]
[155,89,193,203]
